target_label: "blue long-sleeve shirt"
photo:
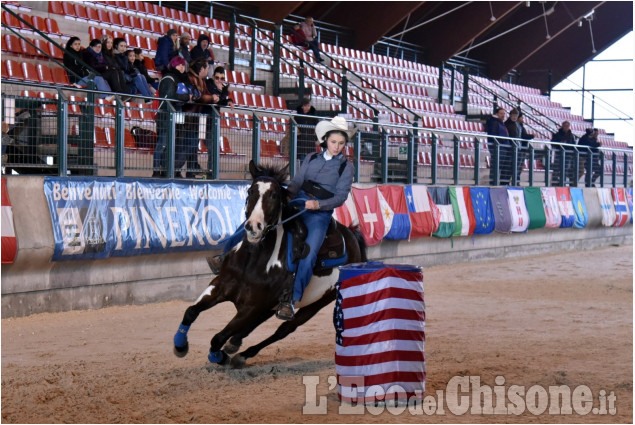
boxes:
[287,151,354,211]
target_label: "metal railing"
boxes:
[2,82,632,188]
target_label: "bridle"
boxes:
[248,176,307,238]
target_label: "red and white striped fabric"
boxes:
[1,178,17,263]
[335,267,425,403]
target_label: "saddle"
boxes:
[286,218,347,273]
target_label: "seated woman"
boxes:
[133,48,159,90]
[64,36,112,99]
[125,49,156,97]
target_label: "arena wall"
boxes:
[1,176,631,318]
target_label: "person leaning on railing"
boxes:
[64,37,113,99]
[152,56,192,178]
[577,128,602,187]
[485,107,510,185]
[551,121,576,186]
[515,112,534,183]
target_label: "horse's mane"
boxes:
[251,162,288,187]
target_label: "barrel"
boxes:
[334,261,425,404]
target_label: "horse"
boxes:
[173,160,367,368]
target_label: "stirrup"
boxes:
[276,301,295,321]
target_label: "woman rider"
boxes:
[207,116,356,320]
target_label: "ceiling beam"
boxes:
[412,1,522,65]
[516,1,633,93]
[255,1,303,24]
[480,2,604,79]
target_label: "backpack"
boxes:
[131,126,158,150]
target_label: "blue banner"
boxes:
[44,177,249,261]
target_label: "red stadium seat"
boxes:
[48,1,64,15]
[51,66,70,85]
[21,62,39,82]
[37,64,55,84]
[45,18,62,35]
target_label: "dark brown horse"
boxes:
[173,160,366,368]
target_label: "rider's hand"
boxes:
[305,199,319,210]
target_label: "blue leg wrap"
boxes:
[208,349,224,364]
[173,324,190,347]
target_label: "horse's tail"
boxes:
[352,227,368,263]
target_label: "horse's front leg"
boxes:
[173,277,227,358]
[207,305,266,365]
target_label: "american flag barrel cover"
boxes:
[1,178,17,264]
[334,262,425,403]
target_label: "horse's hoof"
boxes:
[223,341,240,355]
[230,354,246,369]
[208,349,230,366]
[173,342,189,358]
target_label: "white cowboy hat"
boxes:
[315,116,357,142]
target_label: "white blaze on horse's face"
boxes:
[245,181,271,243]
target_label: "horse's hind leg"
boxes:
[231,290,336,368]
[223,309,275,354]
[173,280,226,358]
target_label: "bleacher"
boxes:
[1,0,631,184]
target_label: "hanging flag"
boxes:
[626,188,633,224]
[611,187,628,227]
[403,185,440,238]
[540,187,562,228]
[428,187,455,238]
[469,187,495,235]
[507,188,530,232]
[378,185,411,240]
[449,186,476,236]
[555,187,575,228]
[490,187,512,233]
[596,188,616,227]
[351,186,385,246]
[333,192,359,228]
[569,188,588,229]
[335,266,425,403]
[523,187,546,229]
[1,178,17,264]
[583,188,603,228]
[376,188,394,237]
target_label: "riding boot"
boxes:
[206,254,225,274]
[276,301,295,321]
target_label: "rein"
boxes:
[253,176,307,237]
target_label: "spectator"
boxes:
[113,38,153,99]
[503,108,521,184]
[133,48,159,90]
[295,98,318,159]
[206,66,234,109]
[290,23,309,47]
[577,128,602,187]
[551,121,576,186]
[126,50,156,96]
[152,56,192,177]
[100,34,127,95]
[177,57,214,178]
[155,29,178,74]
[64,37,112,98]
[515,112,534,183]
[178,32,192,63]
[300,17,324,63]
[485,107,510,185]
[190,34,215,67]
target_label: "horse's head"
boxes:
[243,160,289,244]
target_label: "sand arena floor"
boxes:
[1,245,632,423]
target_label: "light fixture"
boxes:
[578,20,583,27]
[489,1,496,21]
[541,2,551,39]
[526,1,531,7]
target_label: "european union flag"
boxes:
[469,187,495,235]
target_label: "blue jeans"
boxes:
[128,73,152,97]
[153,131,167,170]
[292,206,332,302]
[175,129,199,171]
[78,76,112,99]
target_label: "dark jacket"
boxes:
[157,68,191,112]
[551,128,575,152]
[504,118,521,140]
[115,53,140,82]
[206,79,233,106]
[178,44,192,64]
[295,105,318,133]
[82,47,108,76]
[485,115,509,147]
[577,134,601,153]
[155,34,177,71]
[287,151,355,211]
[518,122,534,147]
[134,59,157,85]
[63,50,87,84]
[102,50,127,93]
[190,34,214,64]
